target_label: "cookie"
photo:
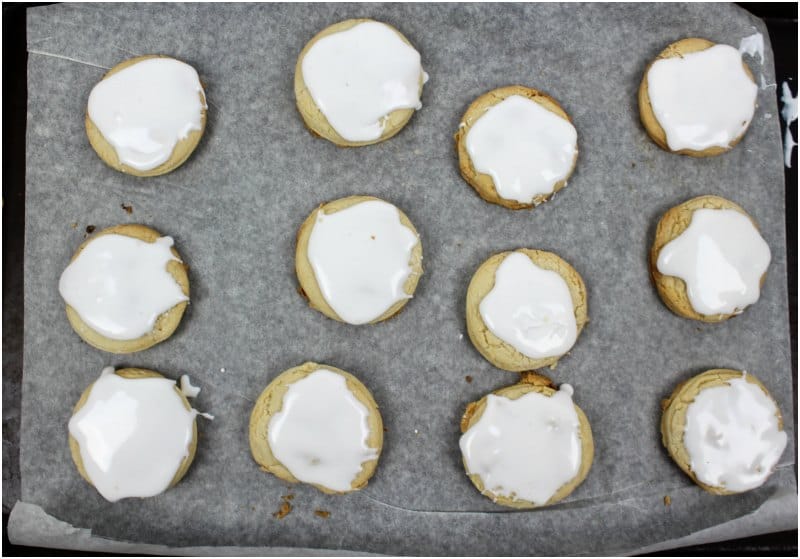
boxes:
[454,85,579,209]
[249,362,383,494]
[58,224,190,353]
[68,367,200,502]
[638,38,757,156]
[86,54,207,176]
[459,372,594,508]
[294,19,427,146]
[466,249,587,371]
[295,195,423,325]
[661,369,787,494]
[650,195,770,322]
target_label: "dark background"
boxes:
[2,2,797,556]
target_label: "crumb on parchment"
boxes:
[314,510,331,519]
[121,203,133,214]
[273,494,294,519]
[664,495,671,507]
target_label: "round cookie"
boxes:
[249,362,384,494]
[661,369,787,495]
[454,85,579,209]
[294,19,426,147]
[69,367,199,500]
[650,195,769,322]
[466,249,588,372]
[60,224,190,353]
[86,54,207,176]
[638,38,756,157]
[459,372,594,508]
[295,195,423,325]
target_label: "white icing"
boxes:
[68,367,197,502]
[301,21,425,142]
[684,374,787,492]
[781,81,797,168]
[307,200,419,325]
[59,234,188,340]
[465,95,578,204]
[647,44,757,151]
[179,375,201,398]
[479,252,578,359]
[459,384,581,505]
[738,32,764,63]
[88,58,206,171]
[657,208,771,316]
[267,369,378,492]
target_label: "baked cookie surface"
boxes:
[661,369,787,494]
[58,223,190,353]
[650,195,770,322]
[466,249,587,371]
[249,362,383,494]
[295,195,423,325]
[454,85,578,209]
[86,54,207,176]
[459,372,593,508]
[294,19,426,146]
[68,367,199,502]
[638,38,757,156]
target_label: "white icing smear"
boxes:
[465,95,578,204]
[460,385,581,505]
[781,81,797,168]
[307,200,419,325]
[738,32,764,63]
[179,375,201,398]
[68,368,197,502]
[647,44,757,151]
[267,369,378,492]
[657,208,771,316]
[684,374,787,492]
[59,234,188,340]
[479,252,578,359]
[301,21,425,142]
[88,58,206,171]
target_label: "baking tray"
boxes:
[11,3,797,555]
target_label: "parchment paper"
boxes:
[17,3,797,555]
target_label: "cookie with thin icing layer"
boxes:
[248,361,384,494]
[460,372,594,508]
[649,195,767,322]
[465,249,588,372]
[62,224,190,353]
[454,85,579,209]
[85,54,207,176]
[638,38,756,157]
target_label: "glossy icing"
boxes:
[684,374,787,492]
[68,367,197,502]
[267,369,378,492]
[88,58,206,171]
[738,32,764,63]
[479,252,578,359]
[465,95,578,204]
[307,200,419,325]
[460,384,581,505]
[59,233,188,340]
[646,44,757,151]
[657,208,771,316]
[301,21,425,142]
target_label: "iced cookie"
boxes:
[295,196,423,325]
[58,224,190,353]
[68,367,203,502]
[638,38,757,156]
[459,372,593,508]
[466,249,587,371]
[650,195,770,322]
[661,369,787,494]
[86,55,207,176]
[454,85,579,209]
[294,19,427,146]
[249,362,383,494]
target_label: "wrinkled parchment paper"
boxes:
[16,3,796,555]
